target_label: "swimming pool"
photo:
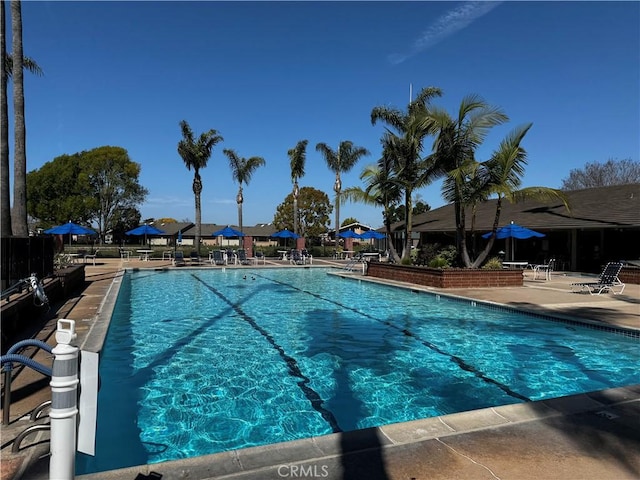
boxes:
[77,267,639,474]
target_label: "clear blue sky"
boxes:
[9,1,640,229]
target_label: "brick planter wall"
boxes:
[620,266,640,285]
[367,262,524,288]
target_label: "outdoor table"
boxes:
[136,249,153,261]
[361,252,381,261]
[502,261,528,269]
[343,250,355,259]
[277,250,288,260]
[162,251,173,260]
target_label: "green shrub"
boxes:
[482,256,503,269]
[428,256,449,268]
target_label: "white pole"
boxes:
[49,320,79,480]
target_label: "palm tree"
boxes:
[10,0,27,236]
[177,120,223,251]
[223,149,266,234]
[315,140,369,243]
[371,86,442,261]
[470,124,569,267]
[1,39,44,237]
[288,140,308,236]
[341,140,403,262]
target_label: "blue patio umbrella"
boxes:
[213,225,245,247]
[44,221,97,246]
[271,229,300,248]
[177,230,183,245]
[360,230,386,240]
[212,226,245,237]
[482,221,545,261]
[337,230,363,239]
[126,224,165,246]
[271,229,300,239]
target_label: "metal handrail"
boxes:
[12,424,51,453]
[30,400,52,422]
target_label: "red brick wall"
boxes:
[367,263,524,288]
[620,266,640,285]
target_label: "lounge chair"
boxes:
[571,262,625,295]
[253,251,266,265]
[189,251,201,265]
[84,249,100,266]
[290,250,305,265]
[210,250,225,266]
[236,249,252,265]
[173,251,186,267]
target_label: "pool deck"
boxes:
[2,257,639,479]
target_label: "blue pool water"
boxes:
[77,268,639,474]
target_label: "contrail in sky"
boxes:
[389,1,502,65]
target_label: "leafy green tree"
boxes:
[273,186,332,239]
[288,140,308,235]
[371,87,443,261]
[561,158,640,190]
[82,146,148,241]
[177,120,223,250]
[341,217,358,227]
[315,140,369,241]
[27,146,148,242]
[223,148,265,234]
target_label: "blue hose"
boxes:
[0,354,52,377]
[7,339,53,356]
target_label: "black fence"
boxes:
[1,236,54,291]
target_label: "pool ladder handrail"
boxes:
[11,400,52,453]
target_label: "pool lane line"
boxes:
[190,274,343,434]
[253,272,532,403]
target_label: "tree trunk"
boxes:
[333,172,341,245]
[237,185,243,234]
[470,197,503,268]
[11,0,27,236]
[0,0,12,236]
[402,188,413,261]
[193,172,202,253]
[292,181,299,235]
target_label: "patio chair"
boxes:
[210,250,225,266]
[530,258,554,281]
[289,250,305,265]
[84,249,100,266]
[571,262,626,295]
[173,251,186,267]
[119,247,131,262]
[189,251,201,265]
[236,249,252,265]
[253,251,266,265]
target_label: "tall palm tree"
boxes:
[177,120,223,251]
[315,140,369,243]
[10,0,27,236]
[470,124,569,267]
[1,41,44,237]
[1,0,10,236]
[288,140,307,236]
[223,149,265,234]
[341,140,403,262]
[430,94,509,266]
[371,86,442,260]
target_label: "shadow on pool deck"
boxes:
[1,259,639,480]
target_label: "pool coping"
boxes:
[72,266,639,479]
[76,385,640,479]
